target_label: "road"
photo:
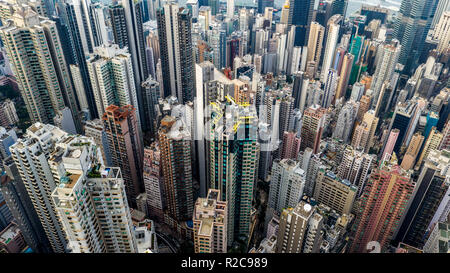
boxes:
[156,232,178,253]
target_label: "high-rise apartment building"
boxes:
[0,6,80,131]
[350,158,415,253]
[158,115,193,222]
[143,142,164,221]
[352,110,378,153]
[356,95,372,121]
[268,159,305,214]
[382,129,400,161]
[141,76,161,138]
[193,189,227,253]
[334,53,354,102]
[423,222,450,253]
[0,99,18,127]
[10,123,70,252]
[337,145,375,196]
[415,127,443,168]
[87,44,140,121]
[432,11,450,53]
[394,0,439,74]
[298,148,327,196]
[370,40,401,103]
[300,105,327,154]
[280,131,301,159]
[313,169,357,215]
[306,22,325,73]
[0,158,52,253]
[157,3,196,104]
[322,69,338,108]
[84,119,111,165]
[332,100,358,143]
[58,0,100,119]
[320,15,341,83]
[109,0,149,128]
[209,102,260,246]
[103,105,143,208]
[395,149,450,248]
[50,135,137,253]
[440,120,450,150]
[400,132,424,170]
[276,201,317,253]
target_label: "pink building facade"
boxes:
[281,131,301,159]
[350,164,415,253]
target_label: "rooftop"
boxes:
[0,223,21,245]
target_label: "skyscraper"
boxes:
[109,0,149,129]
[143,142,164,221]
[307,22,325,74]
[209,102,260,246]
[351,109,378,153]
[258,0,274,14]
[350,158,415,253]
[334,53,354,102]
[313,169,357,215]
[280,131,301,159]
[300,105,327,154]
[288,0,314,46]
[268,159,305,214]
[193,189,227,253]
[226,0,234,19]
[141,76,161,138]
[439,120,450,150]
[432,11,450,53]
[337,145,375,196]
[10,123,69,253]
[394,0,439,74]
[332,100,358,142]
[276,201,318,253]
[51,135,137,253]
[382,129,400,161]
[103,105,144,208]
[415,127,443,169]
[58,0,99,119]
[389,101,418,154]
[395,149,450,248]
[0,6,80,131]
[157,3,196,104]
[320,15,341,83]
[87,44,140,121]
[159,115,193,222]
[0,158,52,253]
[322,69,338,108]
[370,40,401,105]
[430,0,450,29]
[400,132,424,170]
[330,0,348,18]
